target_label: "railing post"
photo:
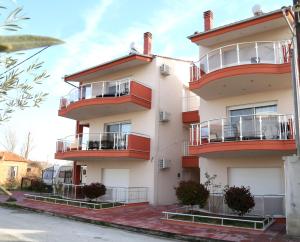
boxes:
[125,134,128,150]
[255,42,259,63]
[237,44,240,65]
[259,116,263,140]
[219,48,223,69]
[102,82,105,97]
[222,118,225,142]
[199,123,202,145]
[196,124,199,146]
[113,133,116,149]
[115,82,118,97]
[206,54,209,73]
[278,116,282,140]
[208,121,211,143]
[239,116,243,141]
[273,42,277,64]
[99,133,102,150]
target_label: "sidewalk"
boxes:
[0,192,298,242]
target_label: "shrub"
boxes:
[4,178,19,190]
[82,183,106,201]
[175,180,209,207]
[224,186,255,216]
[29,179,50,193]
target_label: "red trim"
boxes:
[182,156,199,168]
[58,81,152,119]
[65,55,152,81]
[190,11,288,43]
[189,63,291,92]
[182,111,200,124]
[55,135,150,161]
[189,140,296,156]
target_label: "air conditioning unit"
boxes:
[159,111,170,122]
[159,159,170,169]
[160,64,170,76]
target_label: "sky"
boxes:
[0,0,291,163]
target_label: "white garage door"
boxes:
[102,169,129,187]
[228,168,284,195]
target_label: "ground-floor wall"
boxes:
[0,161,27,186]
[199,155,285,195]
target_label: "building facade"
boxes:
[55,32,198,205]
[188,7,295,208]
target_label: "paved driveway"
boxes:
[0,207,173,242]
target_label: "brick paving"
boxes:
[0,192,299,242]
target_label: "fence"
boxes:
[204,193,285,217]
[57,183,149,204]
[190,40,291,81]
[190,114,294,145]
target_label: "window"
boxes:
[7,166,18,179]
[104,121,131,133]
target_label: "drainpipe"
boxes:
[282,6,300,156]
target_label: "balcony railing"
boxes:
[59,78,132,109]
[190,40,291,82]
[190,114,294,146]
[182,95,200,112]
[56,132,147,152]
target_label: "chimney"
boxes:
[204,10,213,31]
[143,32,152,55]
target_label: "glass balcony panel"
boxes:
[257,42,275,64]
[238,42,257,64]
[221,45,238,67]
[199,55,208,75]
[208,49,221,72]
[261,115,279,140]
[209,119,222,142]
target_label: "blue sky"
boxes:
[0,0,291,163]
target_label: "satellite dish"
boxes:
[129,42,139,54]
[252,4,263,16]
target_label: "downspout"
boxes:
[282,7,300,156]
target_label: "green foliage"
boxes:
[175,180,209,207]
[82,183,106,201]
[224,186,255,216]
[4,177,18,190]
[0,5,63,122]
[28,179,50,193]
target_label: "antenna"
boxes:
[129,42,139,54]
[252,4,263,16]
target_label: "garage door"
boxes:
[102,169,129,187]
[228,168,283,195]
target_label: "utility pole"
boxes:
[291,0,300,156]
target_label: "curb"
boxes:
[0,201,226,242]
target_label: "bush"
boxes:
[4,178,19,190]
[29,179,50,193]
[82,183,106,201]
[224,186,255,216]
[175,181,209,207]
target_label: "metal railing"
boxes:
[190,114,294,145]
[162,209,273,230]
[205,193,285,217]
[190,40,291,81]
[56,132,130,152]
[58,184,149,204]
[59,78,131,109]
[182,95,200,112]
[24,193,123,209]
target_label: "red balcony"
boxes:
[189,114,296,157]
[55,132,150,161]
[189,41,291,100]
[59,79,152,120]
[182,96,200,124]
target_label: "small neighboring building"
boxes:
[0,151,28,186]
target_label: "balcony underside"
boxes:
[189,140,296,158]
[190,63,291,100]
[55,149,150,161]
[58,95,151,120]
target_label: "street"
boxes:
[0,207,174,242]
